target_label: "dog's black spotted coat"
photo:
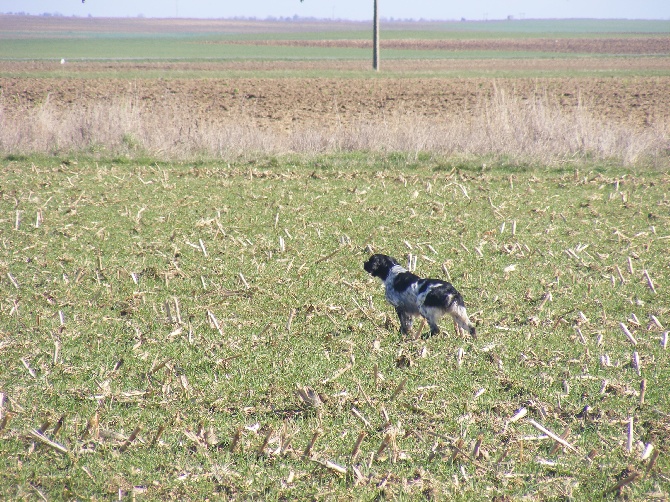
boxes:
[364,253,476,337]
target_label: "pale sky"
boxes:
[5,0,670,21]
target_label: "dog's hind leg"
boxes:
[418,305,442,337]
[395,307,414,335]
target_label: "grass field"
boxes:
[1,154,668,500]
[0,38,371,61]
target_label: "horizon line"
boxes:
[1,12,668,23]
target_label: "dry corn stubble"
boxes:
[0,152,668,499]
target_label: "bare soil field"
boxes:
[225,37,670,54]
[4,58,670,76]
[2,73,669,132]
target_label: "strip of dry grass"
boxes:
[1,86,667,166]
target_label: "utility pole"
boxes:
[372,0,379,71]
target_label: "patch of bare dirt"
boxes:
[3,58,670,75]
[222,37,670,55]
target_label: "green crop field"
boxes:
[1,154,668,500]
[0,38,372,61]
[0,37,614,63]
[414,19,670,36]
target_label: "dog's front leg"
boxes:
[395,307,414,335]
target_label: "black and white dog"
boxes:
[364,253,476,338]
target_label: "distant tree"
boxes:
[301,0,379,71]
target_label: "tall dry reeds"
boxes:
[1,87,667,165]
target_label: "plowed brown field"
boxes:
[4,57,670,75]
[2,73,669,132]
[224,37,670,54]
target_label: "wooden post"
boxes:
[373,0,380,71]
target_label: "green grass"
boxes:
[0,37,371,60]
[1,153,668,500]
[0,37,648,62]
[423,19,670,36]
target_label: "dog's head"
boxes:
[364,254,399,281]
